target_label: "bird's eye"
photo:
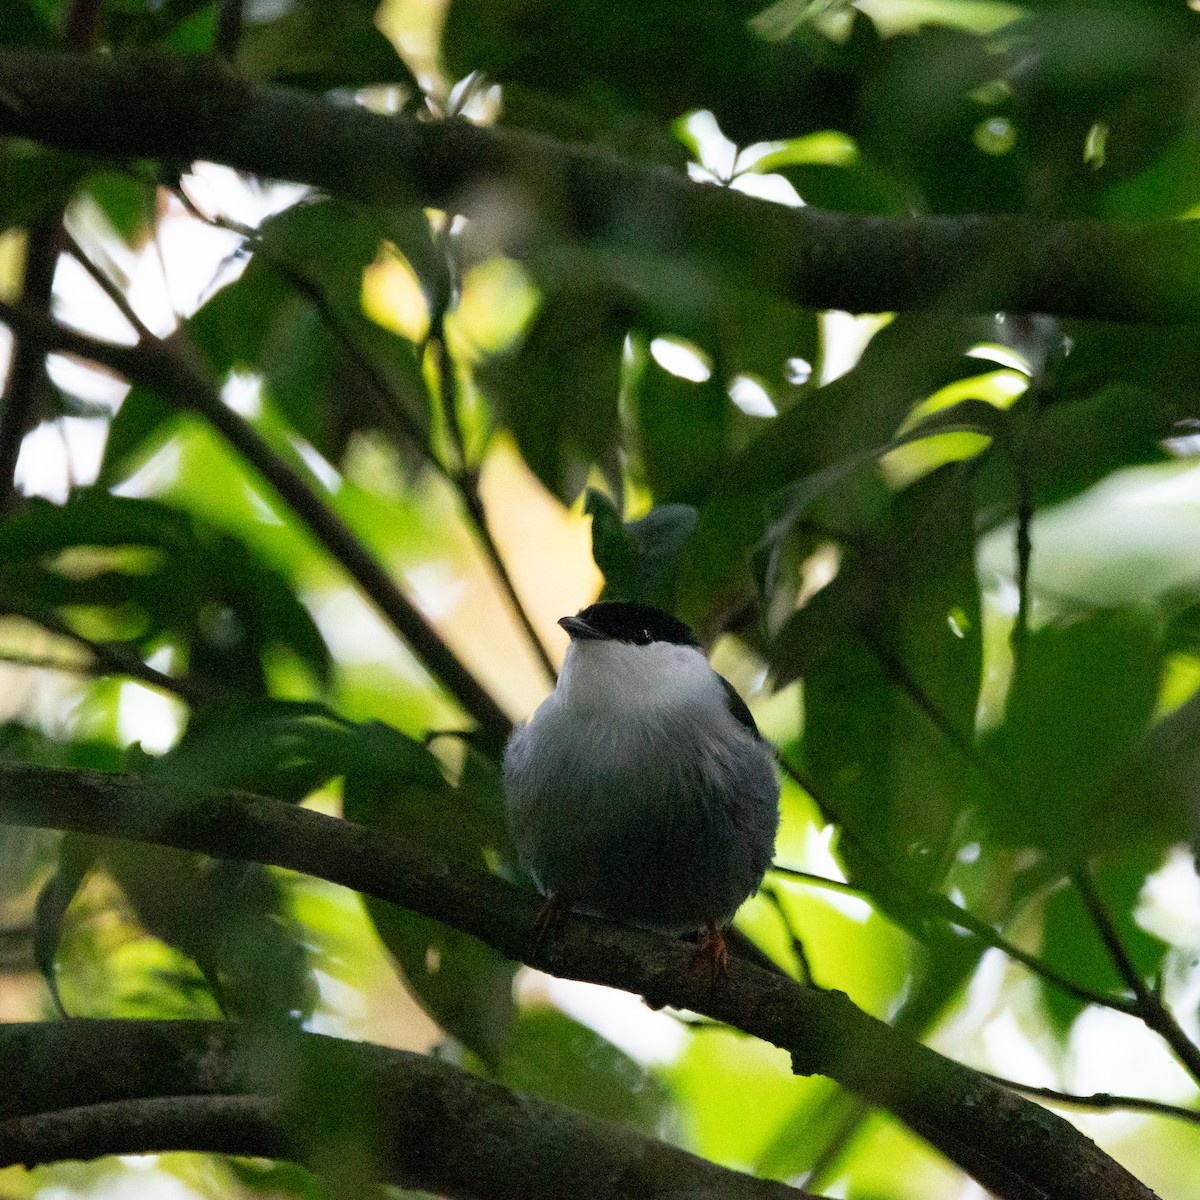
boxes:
[633,628,652,645]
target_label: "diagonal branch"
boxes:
[1074,864,1200,1086]
[0,1021,811,1200]
[1,50,1200,322]
[770,864,1139,1016]
[0,759,1158,1200]
[173,189,558,684]
[0,298,513,749]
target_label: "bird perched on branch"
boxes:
[504,600,780,971]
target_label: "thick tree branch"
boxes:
[0,51,1199,323]
[0,761,1157,1200]
[0,1020,809,1200]
[0,298,513,749]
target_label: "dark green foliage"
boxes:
[980,609,1164,856]
[586,488,698,610]
[237,0,418,92]
[0,145,90,231]
[0,491,331,695]
[1040,851,1170,1034]
[12,1,1200,1193]
[790,467,982,898]
[184,199,436,467]
[477,283,626,499]
[497,1007,671,1133]
[343,723,518,1067]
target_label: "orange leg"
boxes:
[696,923,730,982]
[534,893,569,942]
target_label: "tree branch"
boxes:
[1,51,1200,323]
[0,1020,811,1200]
[1073,864,1200,1086]
[176,189,558,685]
[980,1072,1200,1128]
[770,864,1139,1016]
[0,760,1157,1200]
[0,298,513,749]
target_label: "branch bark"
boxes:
[0,760,1158,1200]
[1,50,1200,323]
[0,1020,810,1200]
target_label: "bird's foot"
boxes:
[533,894,569,946]
[696,923,730,984]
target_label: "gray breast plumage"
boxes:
[504,688,780,935]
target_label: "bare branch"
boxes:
[2,51,1200,322]
[981,1072,1200,1127]
[0,1022,813,1200]
[0,759,1159,1200]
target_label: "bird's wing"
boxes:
[718,674,761,738]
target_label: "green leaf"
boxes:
[497,1007,670,1133]
[772,160,905,214]
[1039,851,1170,1035]
[97,384,177,486]
[147,700,352,801]
[33,834,98,1017]
[104,841,315,1024]
[585,488,698,609]
[979,609,1165,855]
[237,0,418,91]
[82,169,157,243]
[363,901,517,1070]
[478,286,625,500]
[344,722,517,1066]
[0,491,332,695]
[0,145,89,232]
[0,0,58,48]
[188,199,434,465]
[678,311,995,621]
[792,467,982,896]
[442,0,864,145]
[631,357,729,506]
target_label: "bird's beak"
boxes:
[559,614,601,640]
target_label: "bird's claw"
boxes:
[696,923,730,984]
[533,894,569,946]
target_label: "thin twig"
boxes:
[0,0,105,512]
[64,231,153,339]
[213,0,244,58]
[770,861,1136,1015]
[432,333,558,682]
[981,1071,1200,1127]
[178,185,558,685]
[774,760,1137,1014]
[764,884,814,985]
[1012,367,1043,661]
[3,605,215,707]
[1073,864,1200,1085]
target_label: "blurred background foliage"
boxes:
[4,0,1200,1197]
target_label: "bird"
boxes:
[504,600,780,970]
